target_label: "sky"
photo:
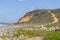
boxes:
[0,0,60,23]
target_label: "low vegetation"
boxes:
[12,29,60,40]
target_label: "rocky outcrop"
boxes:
[18,15,33,23]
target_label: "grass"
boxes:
[0,29,60,40]
[12,29,60,40]
[0,36,7,39]
[44,31,60,40]
[13,29,47,37]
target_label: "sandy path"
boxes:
[26,36,43,40]
[48,10,59,24]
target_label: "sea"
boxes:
[0,23,10,27]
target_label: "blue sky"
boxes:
[0,0,60,23]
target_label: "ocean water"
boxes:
[0,23,9,27]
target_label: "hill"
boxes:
[17,9,60,27]
[0,8,60,40]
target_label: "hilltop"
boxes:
[18,9,60,27]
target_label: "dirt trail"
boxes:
[48,10,59,24]
[26,36,43,40]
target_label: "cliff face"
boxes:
[18,15,33,23]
